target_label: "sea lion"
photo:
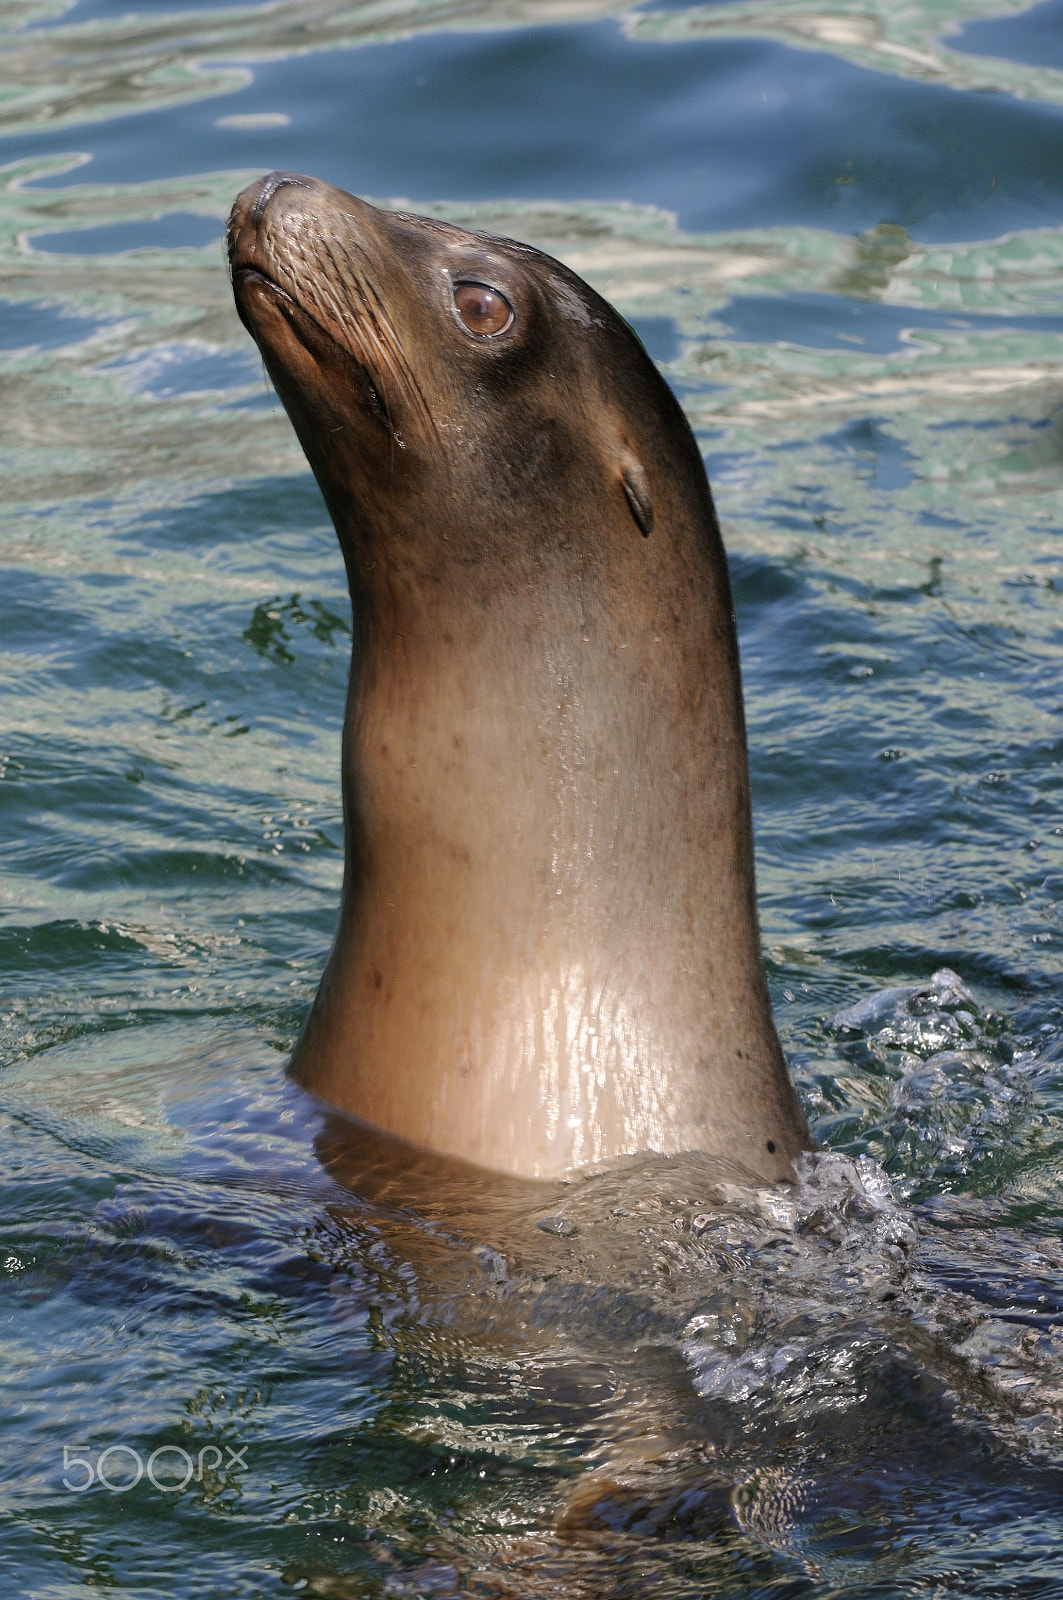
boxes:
[227,171,810,1183]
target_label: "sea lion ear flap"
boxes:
[619,455,654,538]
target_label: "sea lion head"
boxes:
[228,173,698,597]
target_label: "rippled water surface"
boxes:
[4,1,1063,1594]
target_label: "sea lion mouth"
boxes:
[232,259,398,437]
[231,262,293,304]
[230,262,299,331]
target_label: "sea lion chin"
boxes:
[227,171,811,1184]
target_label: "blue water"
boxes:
[4,1,1063,1595]
[15,23,1063,242]
[955,0,1063,68]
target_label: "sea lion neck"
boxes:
[228,172,811,1185]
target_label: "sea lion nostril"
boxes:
[250,170,312,222]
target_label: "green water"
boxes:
[3,0,1063,1593]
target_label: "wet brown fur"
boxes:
[227,172,810,1182]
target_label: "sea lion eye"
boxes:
[453,282,514,337]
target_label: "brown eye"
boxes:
[453,281,514,337]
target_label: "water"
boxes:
[3,0,1063,1593]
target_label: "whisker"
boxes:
[363,273,439,438]
[268,225,445,469]
[324,245,405,423]
[335,241,442,459]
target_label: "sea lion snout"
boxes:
[228,170,389,267]
[229,170,316,271]
[244,169,310,219]
[229,174,448,493]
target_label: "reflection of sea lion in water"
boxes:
[228,171,810,1183]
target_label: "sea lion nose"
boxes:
[248,170,311,218]
[228,172,384,272]
[227,171,319,266]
